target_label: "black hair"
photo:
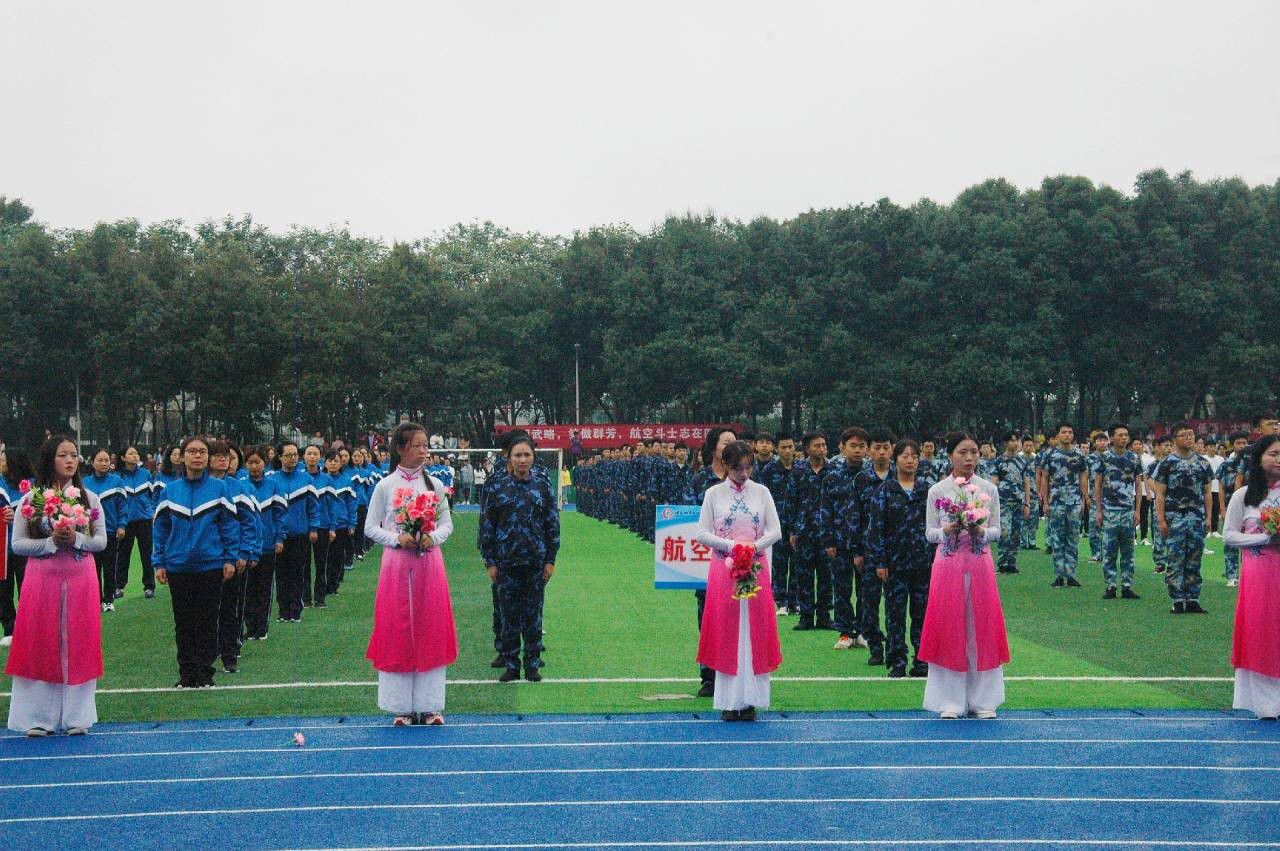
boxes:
[943,431,978,456]
[160,443,183,477]
[1002,431,1020,443]
[227,442,244,469]
[1055,421,1074,435]
[89,446,112,464]
[800,431,824,451]
[1255,414,1275,428]
[506,435,536,456]
[243,444,270,465]
[721,440,755,470]
[1108,423,1130,437]
[1244,435,1280,508]
[1,446,35,485]
[893,438,921,463]
[324,448,341,462]
[700,427,738,467]
[755,432,775,444]
[1230,431,1250,444]
[34,434,85,492]
[739,431,757,444]
[387,422,428,471]
[1170,422,1195,438]
[868,428,896,446]
[1155,434,1173,446]
[674,441,688,450]
[774,432,795,445]
[839,427,869,445]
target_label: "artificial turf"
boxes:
[0,511,1240,722]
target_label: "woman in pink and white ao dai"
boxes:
[5,489,107,734]
[919,475,1011,717]
[364,467,457,719]
[695,477,783,712]
[1224,480,1280,718]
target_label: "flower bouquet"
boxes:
[392,487,439,555]
[729,542,762,600]
[19,481,99,559]
[934,477,991,556]
[1260,506,1280,537]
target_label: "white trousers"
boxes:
[377,667,446,715]
[7,677,98,733]
[1234,669,1280,719]
[714,599,771,711]
[922,573,1004,715]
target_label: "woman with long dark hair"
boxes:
[5,435,107,735]
[918,432,1010,719]
[365,422,457,725]
[0,446,35,648]
[1225,434,1280,719]
[117,444,158,600]
[82,448,127,611]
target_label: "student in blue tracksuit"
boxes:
[83,448,127,610]
[116,445,158,599]
[209,441,260,674]
[0,447,35,646]
[152,436,240,688]
[243,445,286,640]
[323,449,357,597]
[337,447,357,571]
[273,441,320,622]
[304,444,337,608]
[352,448,374,560]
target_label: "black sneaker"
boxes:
[887,665,906,678]
[113,589,124,600]
[738,707,756,722]
[1185,600,1208,614]
[222,661,238,674]
[1121,587,1141,599]
[1103,586,1117,599]
[490,655,505,668]
[909,660,929,677]
[867,650,885,667]
[525,669,543,682]
[1065,577,1082,587]
[793,619,815,631]
[144,589,155,599]
[498,669,520,683]
[1050,577,1066,588]
[1170,601,1186,614]
[697,682,714,698]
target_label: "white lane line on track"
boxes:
[3,796,1278,825]
[44,714,1257,739]
[3,763,1278,791]
[0,675,1236,697]
[1,738,1277,763]
[283,842,1280,850]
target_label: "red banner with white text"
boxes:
[493,423,741,450]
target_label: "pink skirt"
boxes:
[1231,547,1280,678]
[697,553,782,677]
[918,542,1010,673]
[366,545,458,673]
[4,550,103,685]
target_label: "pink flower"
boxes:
[964,484,979,495]
[20,503,34,520]
[18,480,31,494]
[42,488,56,501]
[42,502,57,517]
[63,486,80,500]
[90,508,101,521]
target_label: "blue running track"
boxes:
[1,710,1277,849]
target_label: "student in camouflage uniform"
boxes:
[1093,423,1143,599]
[820,427,868,651]
[988,432,1029,574]
[852,428,897,662]
[918,440,943,487]
[755,433,797,614]
[785,432,832,631]
[1146,436,1173,573]
[1038,423,1089,588]
[1086,431,1110,563]
[864,439,933,679]
[1019,436,1041,549]
[1152,423,1214,614]
[1218,432,1251,586]
[479,434,560,681]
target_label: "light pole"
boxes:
[573,343,581,425]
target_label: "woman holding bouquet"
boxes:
[919,432,1010,719]
[695,440,783,721]
[364,422,456,726]
[1225,434,1280,719]
[5,435,108,735]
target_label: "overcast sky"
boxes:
[3,1,1277,242]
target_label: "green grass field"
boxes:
[0,512,1239,722]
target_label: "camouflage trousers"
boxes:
[1100,507,1136,588]
[884,566,929,669]
[496,563,547,672]
[1047,502,1082,578]
[1163,513,1206,602]
[1224,544,1241,582]
[996,497,1022,571]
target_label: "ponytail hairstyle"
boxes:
[721,440,755,471]
[1244,434,1280,508]
[32,434,92,539]
[943,431,978,457]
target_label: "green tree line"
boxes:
[1,168,1276,451]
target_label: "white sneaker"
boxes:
[974,709,997,720]
[854,634,870,648]
[833,634,855,650]
[776,606,788,616]
[1227,579,1239,588]
[1203,549,1214,555]
[1141,539,1152,546]
[939,711,959,719]
[0,635,12,647]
